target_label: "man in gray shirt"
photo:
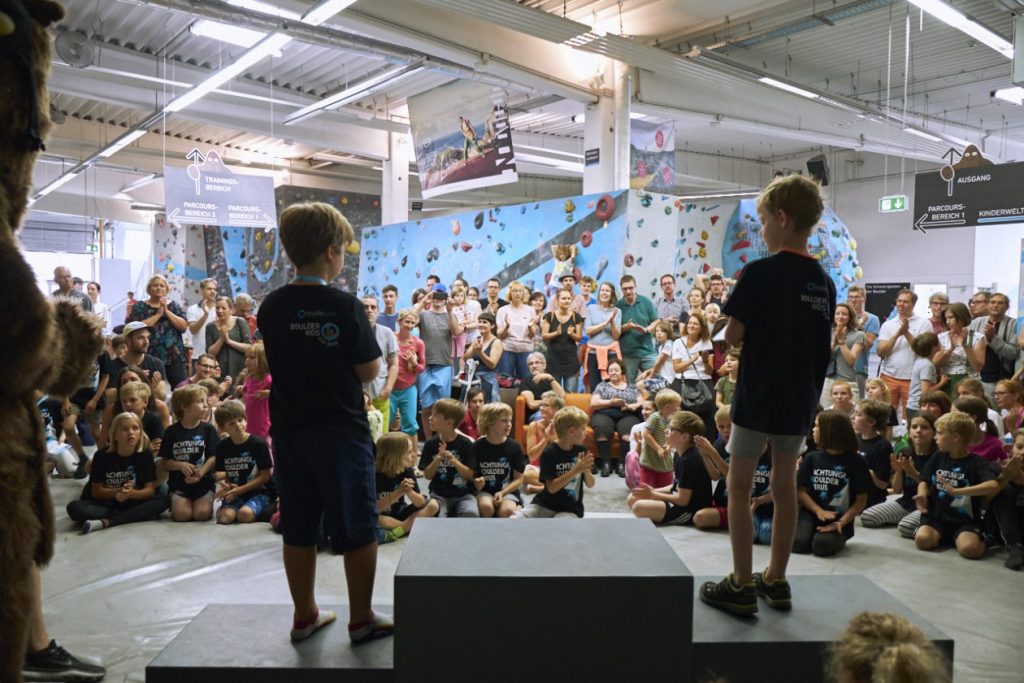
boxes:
[969,292,1019,398]
[362,295,398,432]
[416,284,462,440]
[52,266,92,312]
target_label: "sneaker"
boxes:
[290,609,336,642]
[81,520,105,535]
[1006,543,1024,571]
[600,463,611,478]
[23,639,106,682]
[381,527,406,544]
[72,460,88,480]
[753,570,792,610]
[699,574,757,616]
[616,464,626,478]
[349,611,394,645]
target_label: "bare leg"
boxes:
[343,542,378,625]
[28,565,49,652]
[283,544,318,622]
[726,456,757,584]
[765,452,799,582]
[170,496,193,522]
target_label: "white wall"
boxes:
[973,224,1024,318]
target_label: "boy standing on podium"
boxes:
[699,176,835,616]
[258,202,392,644]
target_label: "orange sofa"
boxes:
[513,393,624,461]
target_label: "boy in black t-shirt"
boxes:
[256,202,389,644]
[214,401,275,525]
[915,412,999,559]
[419,399,479,517]
[701,175,835,617]
[854,399,894,508]
[515,406,595,518]
[161,385,219,522]
[471,403,527,518]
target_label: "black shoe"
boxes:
[72,460,88,480]
[753,570,792,610]
[1006,543,1024,571]
[699,574,758,616]
[23,640,106,682]
[600,463,611,477]
[591,465,599,475]
[616,464,626,478]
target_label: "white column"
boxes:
[582,59,630,194]
[381,131,411,225]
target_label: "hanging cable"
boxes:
[900,8,909,195]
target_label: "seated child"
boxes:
[827,611,950,683]
[989,430,1024,570]
[955,378,1002,436]
[524,391,565,493]
[637,321,677,396]
[914,412,999,559]
[795,410,870,557]
[197,377,223,425]
[918,390,951,419]
[624,399,656,490]
[66,411,170,533]
[714,349,739,409]
[628,411,714,526]
[861,413,936,539]
[640,389,683,488]
[953,396,1007,465]
[472,403,527,518]
[515,406,594,518]
[864,378,898,440]
[827,381,856,418]
[365,391,384,443]
[375,433,439,542]
[161,385,220,522]
[214,400,276,524]
[38,392,78,478]
[854,400,894,509]
[419,398,478,517]
[119,381,166,457]
[458,387,484,440]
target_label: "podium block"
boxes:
[691,575,953,681]
[394,518,693,682]
[146,604,393,683]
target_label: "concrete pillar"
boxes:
[582,59,630,194]
[381,131,411,225]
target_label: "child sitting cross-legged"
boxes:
[214,399,276,524]
[375,433,439,542]
[419,398,479,517]
[640,389,683,488]
[523,391,565,494]
[794,410,871,557]
[66,412,170,534]
[514,406,595,518]
[472,403,527,517]
[862,413,937,538]
[628,411,717,526]
[854,399,894,511]
[161,384,220,522]
[914,412,1000,559]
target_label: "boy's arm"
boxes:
[695,436,728,478]
[230,469,272,498]
[839,493,868,527]
[451,456,476,480]
[545,454,593,493]
[582,466,595,488]
[499,471,525,498]
[914,481,931,512]
[91,483,119,501]
[128,481,157,500]
[355,357,381,384]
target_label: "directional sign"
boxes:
[879,194,908,213]
[164,149,277,229]
[913,157,1024,233]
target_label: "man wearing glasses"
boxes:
[616,274,659,384]
[969,291,991,320]
[845,286,879,399]
[968,292,1018,398]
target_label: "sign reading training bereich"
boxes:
[913,149,1024,232]
[164,149,277,228]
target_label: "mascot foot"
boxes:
[23,640,106,681]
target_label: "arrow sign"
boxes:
[164,150,278,229]
[914,213,966,233]
[941,148,959,166]
[186,148,205,165]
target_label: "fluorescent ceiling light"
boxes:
[284,63,425,125]
[514,144,583,160]
[758,77,818,99]
[120,173,160,193]
[302,0,358,26]
[224,0,301,20]
[191,20,266,48]
[164,32,292,113]
[676,191,760,200]
[515,152,584,173]
[35,169,83,198]
[908,0,1013,59]
[994,86,1024,105]
[572,112,646,124]
[97,129,147,158]
[903,126,943,142]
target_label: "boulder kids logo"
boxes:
[291,309,341,347]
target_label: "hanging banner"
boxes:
[164,150,277,228]
[407,81,517,198]
[630,119,675,192]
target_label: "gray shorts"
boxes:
[728,423,807,459]
[513,503,579,519]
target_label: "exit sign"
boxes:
[879,194,908,213]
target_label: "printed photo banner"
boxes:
[408,80,518,198]
[629,119,675,192]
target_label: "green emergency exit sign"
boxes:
[879,194,908,213]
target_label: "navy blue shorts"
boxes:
[273,430,379,554]
[222,492,273,518]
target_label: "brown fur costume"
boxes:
[0,1,104,680]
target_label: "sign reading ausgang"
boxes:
[913,147,1024,232]
[164,149,277,229]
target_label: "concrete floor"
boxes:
[40,475,1019,682]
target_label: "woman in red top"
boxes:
[392,308,426,437]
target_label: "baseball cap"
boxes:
[431,283,449,298]
[123,321,153,335]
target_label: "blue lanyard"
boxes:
[293,275,327,286]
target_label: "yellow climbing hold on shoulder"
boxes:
[346,241,360,255]
[0,12,15,36]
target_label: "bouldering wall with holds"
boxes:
[358,191,628,301]
[721,199,862,302]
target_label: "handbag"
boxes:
[678,341,714,413]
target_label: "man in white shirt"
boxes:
[877,288,931,419]
[362,295,399,432]
[186,278,218,369]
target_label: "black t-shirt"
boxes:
[89,447,157,509]
[724,251,835,435]
[751,450,774,518]
[518,376,555,402]
[919,451,997,526]
[532,442,588,517]
[111,354,167,385]
[258,285,381,437]
[375,467,421,517]
[712,439,730,507]
[858,435,893,507]
[72,352,112,407]
[160,422,220,494]
[39,396,65,438]
[895,445,935,511]
[140,410,165,442]
[542,312,583,376]
[215,435,274,497]
[798,450,871,525]
[673,445,713,513]
[471,438,527,495]
[419,434,476,498]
